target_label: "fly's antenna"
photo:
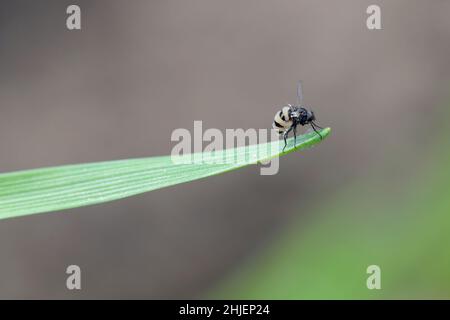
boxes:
[296,80,304,107]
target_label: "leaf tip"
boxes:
[321,127,331,139]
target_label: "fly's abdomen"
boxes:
[272,106,292,134]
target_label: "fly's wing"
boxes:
[296,81,304,107]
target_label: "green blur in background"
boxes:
[214,99,450,299]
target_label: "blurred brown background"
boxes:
[0,0,449,298]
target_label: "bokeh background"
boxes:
[1,0,450,299]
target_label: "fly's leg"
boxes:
[312,122,324,130]
[282,132,288,152]
[282,126,294,152]
[311,123,323,140]
[293,125,297,147]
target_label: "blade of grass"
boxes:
[0,128,330,220]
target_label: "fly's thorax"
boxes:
[295,107,315,125]
[289,108,301,119]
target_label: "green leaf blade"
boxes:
[0,128,330,220]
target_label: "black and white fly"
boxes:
[272,82,324,151]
